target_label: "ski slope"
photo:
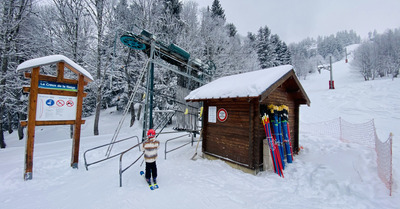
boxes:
[1,45,398,208]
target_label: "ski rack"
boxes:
[83,136,140,170]
[164,133,193,160]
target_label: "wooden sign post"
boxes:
[16,55,93,180]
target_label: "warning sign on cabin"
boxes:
[36,94,77,121]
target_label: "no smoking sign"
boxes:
[217,108,228,122]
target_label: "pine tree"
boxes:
[226,23,237,37]
[211,0,225,20]
[256,26,274,69]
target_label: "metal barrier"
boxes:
[84,136,140,170]
[119,143,145,187]
[164,133,193,159]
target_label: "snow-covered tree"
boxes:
[0,0,33,148]
[256,26,274,69]
[352,28,400,80]
[210,0,225,20]
[352,41,376,80]
[85,0,112,136]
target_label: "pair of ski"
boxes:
[262,113,284,177]
[262,105,295,177]
[269,105,294,165]
[140,171,159,190]
[280,105,294,164]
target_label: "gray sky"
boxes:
[190,0,400,43]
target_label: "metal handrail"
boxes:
[84,136,140,170]
[164,133,193,160]
[119,142,145,187]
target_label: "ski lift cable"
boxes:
[105,57,151,157]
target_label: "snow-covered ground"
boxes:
[1,45,398,208]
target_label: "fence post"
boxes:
[389,133,393,196]
[339,117,342,141]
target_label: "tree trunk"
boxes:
[137,102,142,121]
[93,0,105,136]
[130,101,135,127]
[18,112,24,140]
[93,86,102,135]
[0,108,6,148]
[7,111,13,134]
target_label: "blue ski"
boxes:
[280,105,293,163]
[140,171,158,190]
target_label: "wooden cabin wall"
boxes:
[260,86,298,157]
[202,98,255,168]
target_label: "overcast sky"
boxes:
[189,0,400,44]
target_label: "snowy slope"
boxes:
[1,45,398,208]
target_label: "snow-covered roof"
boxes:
[185,65,295,101]
[16,55,94,82]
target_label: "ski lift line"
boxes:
[154,110,176,113]
[153,60,206,85]
[105,57,151,158]
[138,86,200,109]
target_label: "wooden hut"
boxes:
[185,65,310,173]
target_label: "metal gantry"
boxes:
[120,29,214,141]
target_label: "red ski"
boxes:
[262,114,284,177]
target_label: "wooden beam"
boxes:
[71,74,85,168]
[64,63,91,83]
[248,100,254,169]
[24,67,40,180]
[57,62,65,82]
[20,120,86,127]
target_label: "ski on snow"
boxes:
[140,171,159,190]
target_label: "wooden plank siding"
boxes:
[202,99,255,167]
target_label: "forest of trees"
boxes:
[0,0,291,148]
[352,29,400,80]
[0,0,398,148]
[288,30,361,79]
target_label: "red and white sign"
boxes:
[217,108,228,122]
[66,100,74,107]
[56,100,65,107]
